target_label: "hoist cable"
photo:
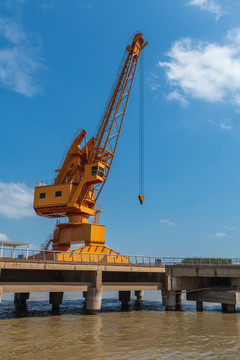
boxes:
[139,51,144,197]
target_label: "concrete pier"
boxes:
[134,290,144,300]
[49,292,63,310]
[14,292,29,305]
[176,291,183,310]
[85,269,102,314]
[119,291,131,307]
[2,257,240,314]
[162,290,176,311]
[86,288,102,314]
[196,301,203,312]
[164,265,240,313]
[222,303,235,313]
[186,289,240,313]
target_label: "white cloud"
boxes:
[167,90,189,107]
[208,232,226,238]
[39,2,55,11]
[159,29,240,107]
[224,226,236,231]
[3,0,29,9]
[0,233,10,241]
[0,18,26,44]
[208,119,232,131]
[0,182,34,218]
[147,73,161,91]
[0,10,44,96]
[160,219,177,226]
[79,2,93,10]
[219,123,232,131]
[28,243,40,250]
[188,0,224,20]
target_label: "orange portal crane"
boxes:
[33,33,147,260]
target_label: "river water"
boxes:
[1,292,240,360]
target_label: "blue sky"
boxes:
[1,0,240,258]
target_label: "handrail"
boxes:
[36,179,55,187]
[0,246,239,266]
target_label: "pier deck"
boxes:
[1,249,240,313]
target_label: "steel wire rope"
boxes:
[139,51,144,201]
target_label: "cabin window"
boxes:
[91,166,98,176]
[55,191,62,197]
[98,171,104,178]
[40,193,46,199]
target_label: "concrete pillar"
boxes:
[0,287,3,304]
[135,290,144,300]
[85,269,102,314]
[49,292,63,310]
[82,291,87,309]
[176,291,183,310]
[14,292,29,305]
[119,291,131,307]
[93,269,102,290]
[85,288,102,314]
[196,301,203,312]
[222,303,235,313]
[162,290,176,311]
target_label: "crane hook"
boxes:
[138,194,145,205]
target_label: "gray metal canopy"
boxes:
[0,241,29,247]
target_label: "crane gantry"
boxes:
[33,32,147,261]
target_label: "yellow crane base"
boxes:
[57,245,129,264]
[32,245,129,264]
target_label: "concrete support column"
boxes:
[196,301,203,312]
[85,269,102,314]
[222,303,235,313]
[135,290,144,300]
[49,292,63,310]
[14,292,29,305]
[86,288,102,314]
[119,291,131,307]
[176,291,183,310]
[162,290,176,311]
[82,291,87,309]
[0,287,3,304]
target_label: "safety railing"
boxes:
[0,247,240,266]
[36,179,55,187]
